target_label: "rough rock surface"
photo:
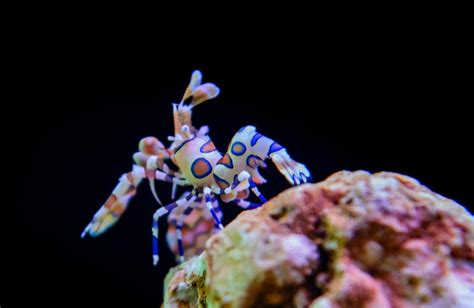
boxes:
[162,171,474,307]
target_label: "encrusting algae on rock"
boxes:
[163,171,474,308]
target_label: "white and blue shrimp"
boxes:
[81,70,311,265]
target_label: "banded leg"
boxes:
[249,179,267,203]
[82,170,142,238]
[139,156,189,206]
[133,137,180,201]
[203,187,224,230]
[150,168,188,204]
[211,196,224,227]
[208,196,225,230]
[233,199,262,210]
[152,192,195,266]
[174,200,199,262]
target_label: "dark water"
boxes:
[7,54,472,307]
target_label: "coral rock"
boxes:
[163,171,474,307]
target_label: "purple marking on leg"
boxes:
[177,239,184,258]
[246,202,261,210]
[209,208,220,224]
[165,202,179,211]
[153,236,158,256]
[206,194,221,225]
[249,180,257,188]
[231,174,240,189]
[183,207,193,215]
[257,194,267,203]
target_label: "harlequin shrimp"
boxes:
[81,70,311,265]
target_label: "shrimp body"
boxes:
[172,135,222,188]
[82,70,311,265]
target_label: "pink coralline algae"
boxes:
[163,171,473,308]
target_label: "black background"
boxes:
[5,35,472,307]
